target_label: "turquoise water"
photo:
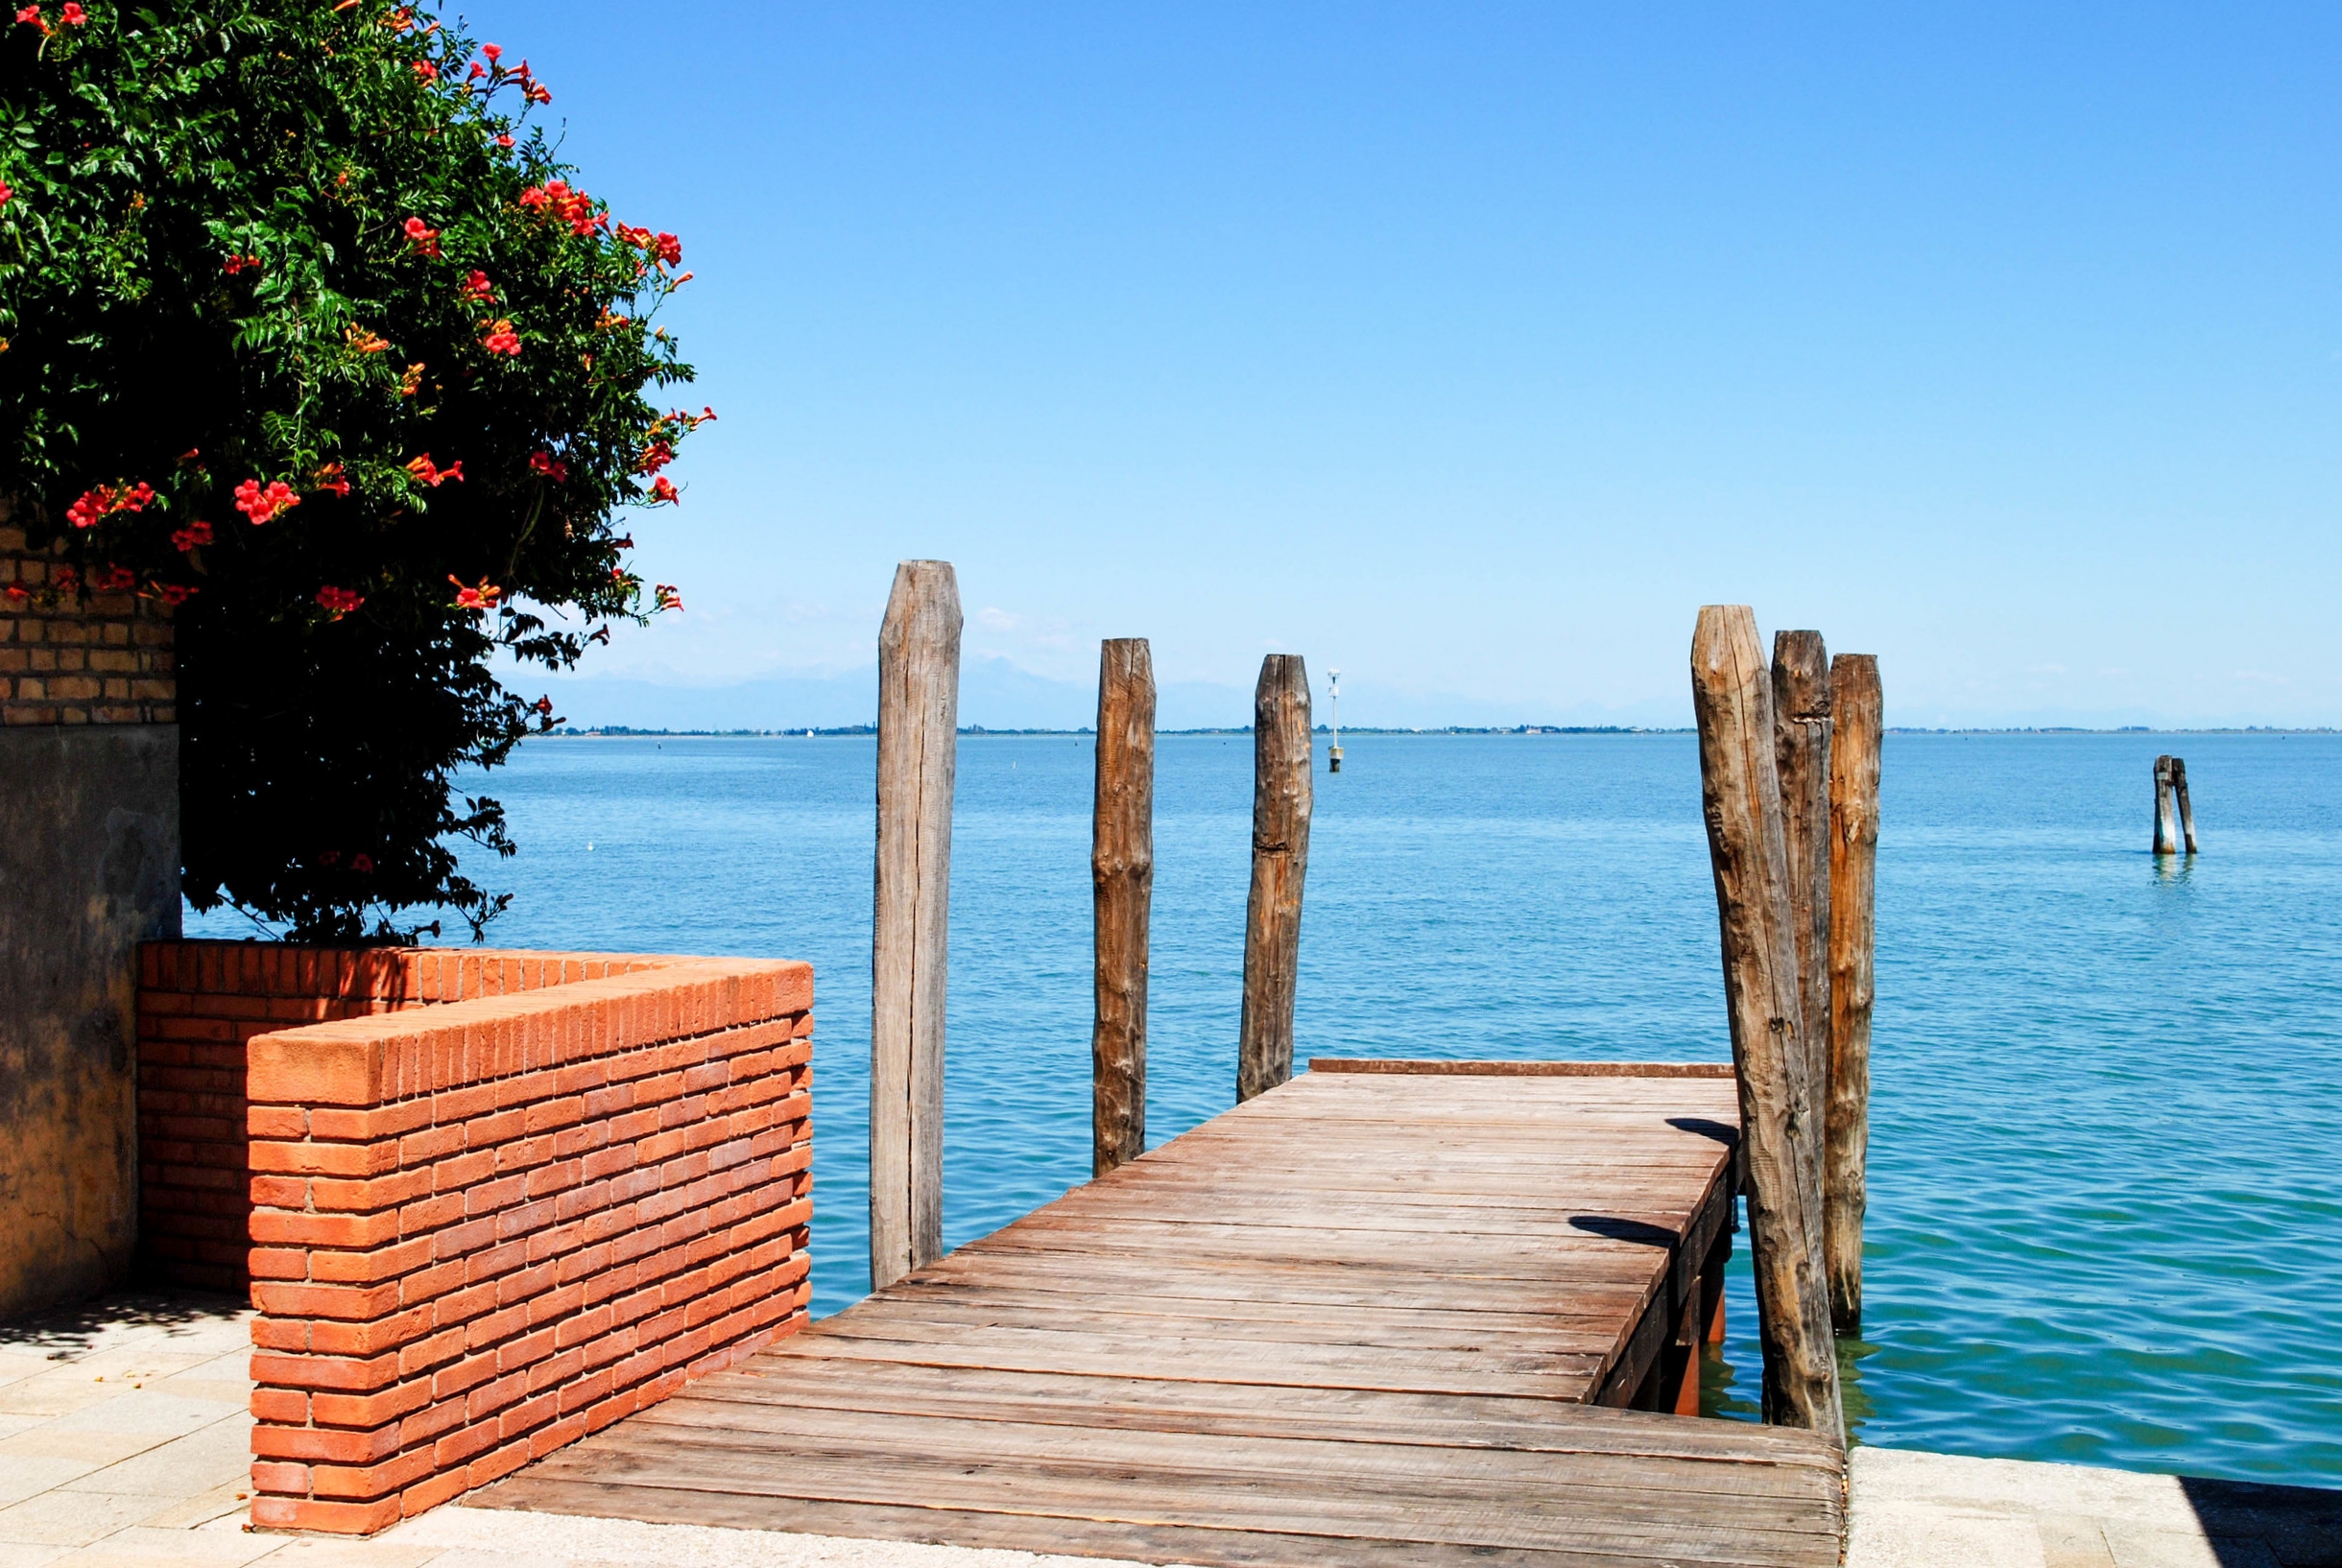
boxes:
[190,731,2342,1485]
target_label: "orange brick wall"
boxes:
[0,517,176,726]
[136,945,672,1294]
[131,942,815,1534]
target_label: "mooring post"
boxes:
[2153,755,2179,855]
[1092,638,1156,1176]
[1771,631,1832,1144]
[2171,756,2198,854]
[1238,654,1312,1103]
[1690,606,1843,1440]
[1825,653,1880,1335]
[872,560,962,1292]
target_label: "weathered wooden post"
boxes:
[2153,755,2179,855]
[1690,606,1843,1439]
[1771,631,1832,1142]
[1092,638,1156,1176]
[2171,756,2198,854]
[872,560,961,1291]
[1825,653,1880,1334]
[1237,654,1312,1103]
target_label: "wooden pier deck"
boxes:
[478,1063,1847,1567]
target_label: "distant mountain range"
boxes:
[535,655,1686,733]
[530,659,2334,735]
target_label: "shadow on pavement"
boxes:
[0,1286,248,1358]
[2178,1474,2342,1568]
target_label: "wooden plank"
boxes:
[771,1321,1612,1397]
[1825,651,1879,1333]
[961,1229,1694,1289]
[911,1249,1659,1317]
[505,1432,1840,1564]
[475,1071,1844,1566]
[654,1360,1844,1466]
[479,1480,1832,1568]
[619,1404,1838,1509]
[1092,637,1155,1176]
[806,1296,1635,1360]
[1106,1147,1727,1171]
[1598,1166,1730,1412]
[1027,1192,1713,1239]
[1257,1068,1741,1099]
[551,1439,1838,1557]
[1309,1058,1734,1078]
[1689,605,1842,1439]
[1203,1096,1739,1129]
[1074,1164,1733,1206]
[1238,653,1311,1102]
[871,559,960,1290]
[852,1292,1639,1357]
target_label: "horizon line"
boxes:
[542,724,2340,739]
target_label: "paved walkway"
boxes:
[4,1292,2336,1568]
[1848,1446,2341,1568]
[0,1290,255,1558]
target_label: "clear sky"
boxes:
[480,2,2341,728]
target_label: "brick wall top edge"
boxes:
[138,939,691,995]
[243,957,813,1106]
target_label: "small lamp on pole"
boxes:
[1327,668,1343,774]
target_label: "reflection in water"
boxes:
[1697,1276,1881,1444]
[1700,1336,1760,1421]
[1838,1330,1883,1444]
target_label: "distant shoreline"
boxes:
[544,724,2337,739]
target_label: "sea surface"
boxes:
[188,730,2342,1485]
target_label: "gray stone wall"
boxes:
[0,725,180,1319]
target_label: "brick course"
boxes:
[131,941,814,1534]
[136,946,676,1294]
[0,512,176,726]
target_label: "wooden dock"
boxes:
[477,1063,1847,1567]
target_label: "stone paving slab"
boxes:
[1849,1447,2342,1568]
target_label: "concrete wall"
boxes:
[0,725,180,1319]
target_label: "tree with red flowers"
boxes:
[0,0,708,940]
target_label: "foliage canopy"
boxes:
[0,0,704,939]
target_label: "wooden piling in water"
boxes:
[1824,653,1880,1334]
[1690,606,1843,1440]
[2171,755,2198,854]
[2154,755,2180,855]
[872,560,962,1291]
[1092,639,1156,1176]
[1771,631,1833,1143]
[1237,654,1312,1104]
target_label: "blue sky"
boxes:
[478,2,2341,728]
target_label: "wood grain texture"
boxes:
[476,1070,1845,1567]
[1824,653,1879,1335]
[1311,1057,1734,1078]
[1689,606,1842,1440]
[2154,754,2180,855]
[1771,630,1832,1141]
[1238,653,1312,1103]
[872,559,960,1292]
[2171,754,2199,853]
[1092,638,1155,1176]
